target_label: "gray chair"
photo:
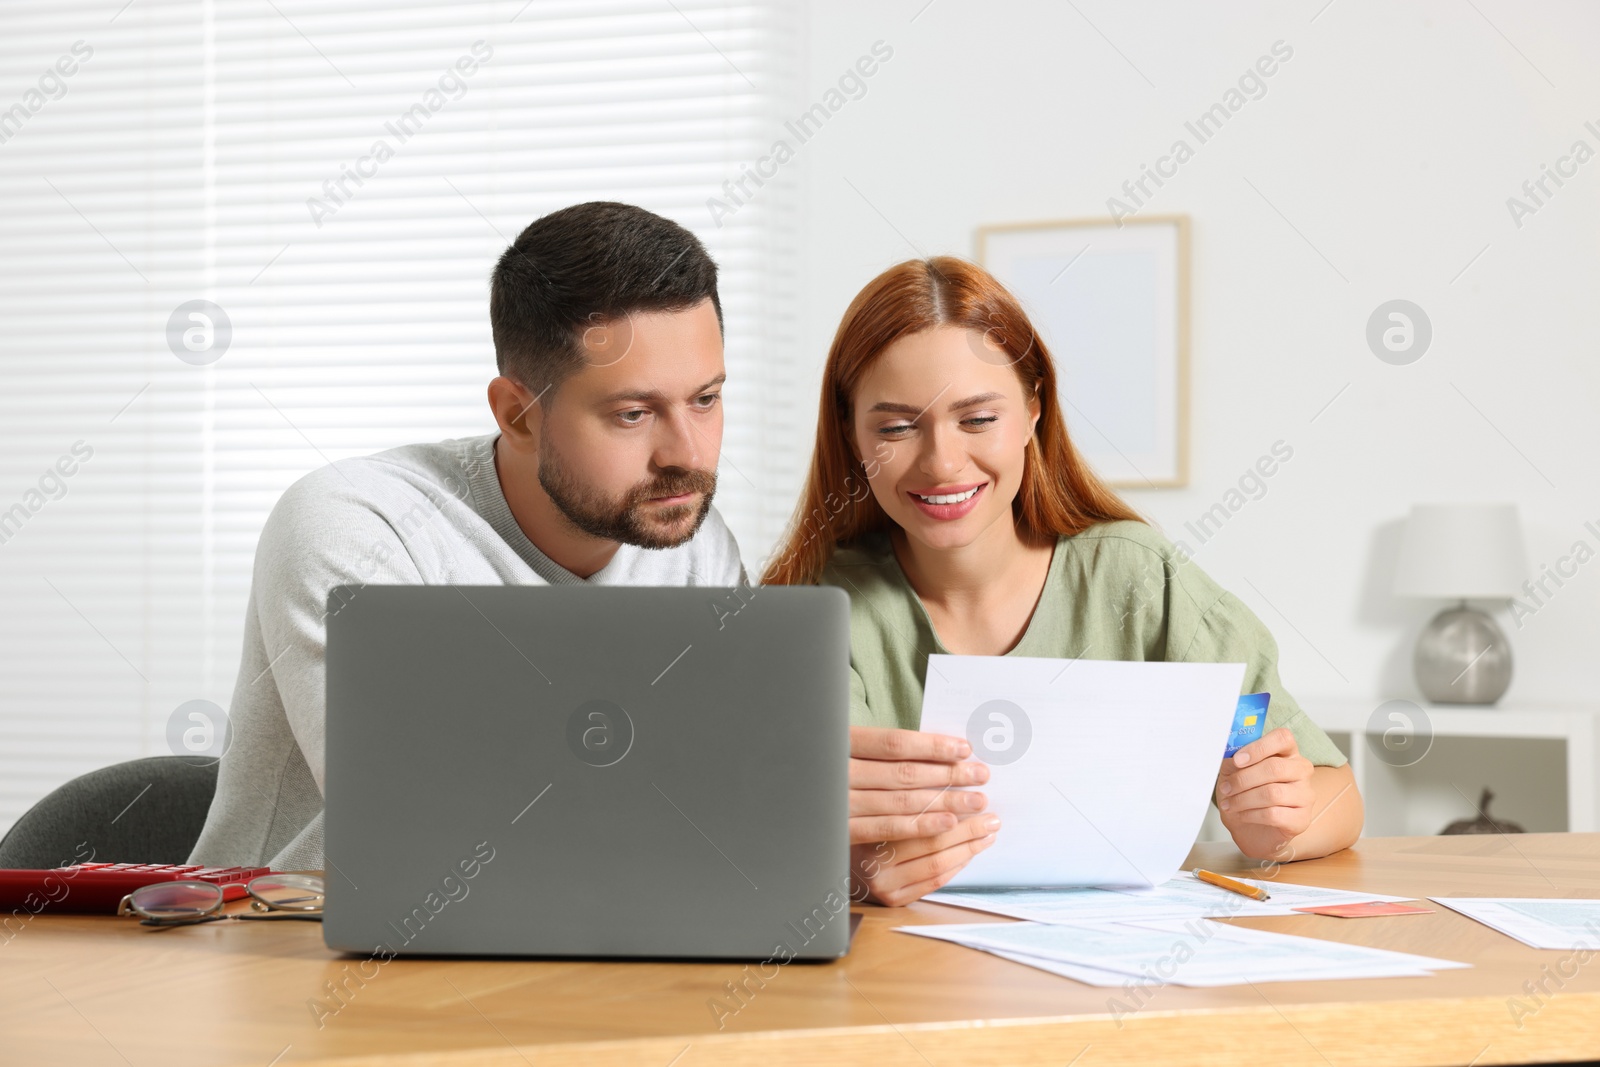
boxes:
[0,756,219,869]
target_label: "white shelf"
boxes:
[1312,700,1600,740]
[1302,699,1600,836]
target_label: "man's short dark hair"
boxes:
[490,201,722,398]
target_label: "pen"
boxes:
[1192,867,1271,902]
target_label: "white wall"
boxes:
[776,0,1600,721]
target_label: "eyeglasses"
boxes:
[117,873,325,927]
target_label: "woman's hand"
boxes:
[1215,727,1315,858]
[848,725,1000,906]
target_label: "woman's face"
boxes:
[851,326,1040,553]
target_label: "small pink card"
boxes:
[1292,901,1433,918]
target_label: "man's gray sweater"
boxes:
[186,431,744,871]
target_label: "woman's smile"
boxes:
[906,481,986,520]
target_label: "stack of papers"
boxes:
[926,871,1417,924]
[903,872,1469,988]
[899,919,1470,988]
[1432,897,1600,949]
[908,656,1474,987]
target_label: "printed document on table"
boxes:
[1431,898,1600,949]
[919,654,1246,888]
[979,948,1137,987]
[898,919,1469,987]
[951,942,1435,988]
[927,871,1416,923]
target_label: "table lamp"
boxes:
[1392,503,1527,705]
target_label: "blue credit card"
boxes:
[1225,692,1270,757]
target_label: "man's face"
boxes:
[535,298,724,549]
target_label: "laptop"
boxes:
[321,584,851,960]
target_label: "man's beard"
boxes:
[538,437,717,550]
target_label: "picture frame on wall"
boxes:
[977,215,1190,488]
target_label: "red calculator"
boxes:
[0,863,271,914]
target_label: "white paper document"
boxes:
[1431,898,1600,949]
[928,871,1416,923]
[898,919,1470,987]
[919,654,1246,888]
[978,948,1142,988]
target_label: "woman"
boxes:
[764,257,1362,906]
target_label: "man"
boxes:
[188,202,743,871]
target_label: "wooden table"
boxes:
[4,833,1599,1066]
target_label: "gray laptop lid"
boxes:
[322,585,851,960]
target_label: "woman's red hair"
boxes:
[762,256,1147,586]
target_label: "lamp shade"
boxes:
[1393,503,1527,599]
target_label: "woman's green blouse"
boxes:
[817,519,1348,768]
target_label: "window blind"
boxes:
[0,0,800,837]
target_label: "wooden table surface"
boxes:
[3,833,1599,1067]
